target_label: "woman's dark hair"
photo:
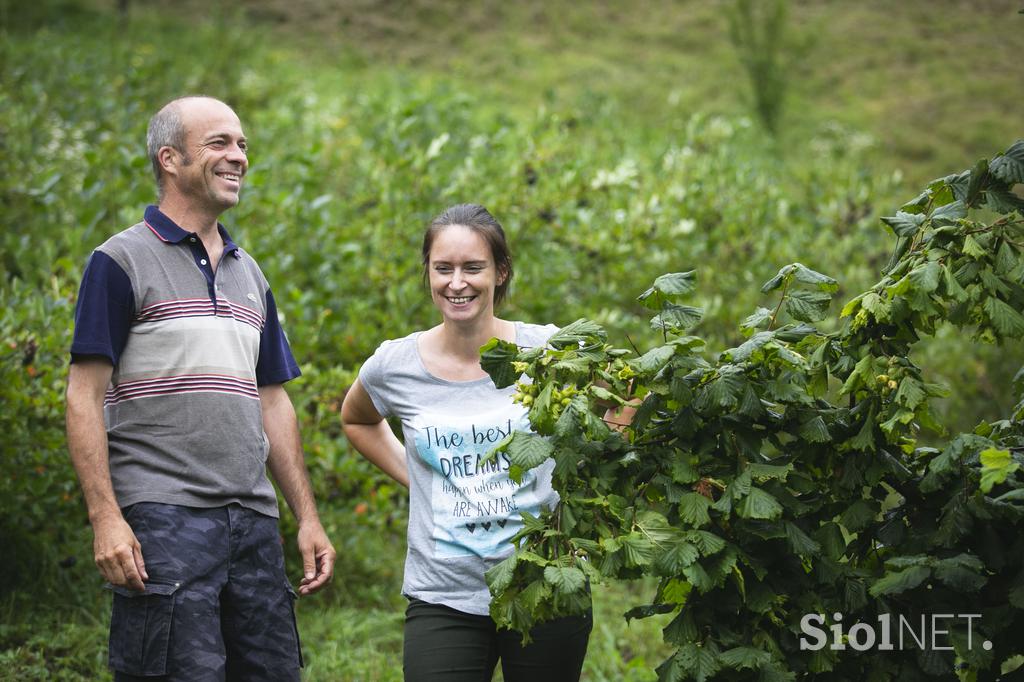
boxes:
[422,204,514,306]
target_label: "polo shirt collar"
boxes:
[143,205,241,258]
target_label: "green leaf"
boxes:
[672,456,700,484]
[840,354,874,396]
[881,211,925,237]
[696,365,747,411]
[650,304,704,333]
[966,158,989,206]
[630,344,678,374]
[741,307,774,331]
[936,493,973,546]
[623,602,676,623]
[861,291,891,320]
[677,642,722,681]
[737,384,767,419]
[784,522,820,557]
[840,498,879,532]
[995,240,1019,275]
[747,463,792,481]
[844,579,868,611]
[498,431,553,480]
[784,289,832,323]
[761,263,838,294]
[847,403,879,452]
[480,338,522,388]
[738,488,782,520]
[894,378,927,409]
[994,489,1024,504]
[723,331,772,362]
[527,381,556,433]
[942,265,969,301]
[685,530,726,556]
[979,447,1020,493]
[986,185,1024,214]
[655,540,701,574]
[635,511,677,544]
[931,199,967,224]
[797,415,831,443]
[963,234,988,259]
[638,271,697,310]
[933,554,987,591]
[758,665,797,682]
[720,646,771,671]
[547,318,607,349]
[485,554,518,593]
[543,565,586,594]
[984,297,1024,337]
[869,565,931,597]
[662,609,699,646]
[519,578,553,612]
[621,533,657,567]
[990,139,1024,184]
[907,261,941,294]
[792,264,839,292]
[678,492,713,527]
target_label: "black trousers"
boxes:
[403,598,592,682]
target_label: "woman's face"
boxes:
[427,225,504,324]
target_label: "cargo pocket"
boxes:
[286,582,304,669]
[108,580,180,676]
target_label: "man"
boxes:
[65,96,335,681]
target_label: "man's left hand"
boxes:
[296,521,336,596]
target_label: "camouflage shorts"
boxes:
[108,503,302,682]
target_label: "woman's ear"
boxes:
[497,267,509,286]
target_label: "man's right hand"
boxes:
[92,513,148,591]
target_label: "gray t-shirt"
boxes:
[358,321,559,615]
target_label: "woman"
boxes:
[341,204,592,682]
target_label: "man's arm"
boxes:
[259,383,336,596]
[66,358,148,591]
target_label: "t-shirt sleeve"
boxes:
[522,322,560,350]
[70,250,135,366]
[357,345,393,418]
[255,288,301,386]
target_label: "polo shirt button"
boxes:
[189,237,197,243]
[200,259,208,265]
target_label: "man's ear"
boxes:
[157,146,179,178]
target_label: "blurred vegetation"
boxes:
[1,0,1022,678]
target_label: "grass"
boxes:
[0,566,673,681]
[297,577,673,682]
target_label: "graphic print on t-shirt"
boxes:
[412,406,547,558]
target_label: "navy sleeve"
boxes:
[256,288,301,386]
[70,251,134,366]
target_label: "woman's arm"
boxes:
[341,378,410,488]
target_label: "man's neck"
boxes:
[157,196,221,240]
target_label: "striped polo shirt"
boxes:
[70,206,300,517]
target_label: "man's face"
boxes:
[172,99,248,214]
